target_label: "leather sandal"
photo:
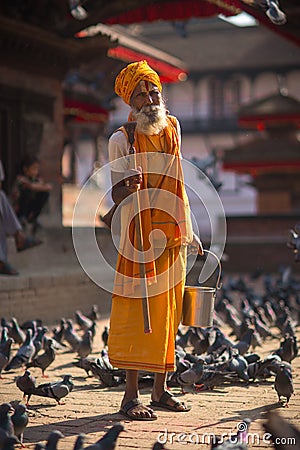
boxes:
[0,262,19,276]
[150,391,191,412]
[119,398,157,421]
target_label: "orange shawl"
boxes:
[113,115,193,297]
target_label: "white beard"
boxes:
[133,103,168,135]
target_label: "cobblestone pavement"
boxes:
[0,315,299,450]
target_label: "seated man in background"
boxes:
[0,160,42,275]
[12,155,52,235]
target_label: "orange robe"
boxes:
[108,115,193,373]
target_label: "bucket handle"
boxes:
[199,249,222,290]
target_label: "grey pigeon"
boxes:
[26,338,56,377]
[16,370,38,405]
[84,422,124,450]
[77,330,93,358]
[228,354,249,382]
[263,410,300,449]
[213,418,251,449]
[177,362,204,388]
[5,329,35,371]
[0,338,13,377]
[247,354,280,381]
[9,318,25,346]
[274,364,294,406]
[152,443,165,450]
[35,444,46,450]
[11,403,28,446]
[33,374,74,404]
[75,310,93,332]
[32,326,48,358]
[265,0,287,25]
[0,403,14,438]
[87,321,97,341]
[64,320,81,351]
[0,427,9,450]
[87,304,100,321]
[0,327,9,353]
[101,326,109,348]
[0,435,18,450]
[73,433,85,450]
[72,357,96,376]
[274,334,298,363]
[45,430,64,450]
[51,318,66,346]
[233,329,254,356]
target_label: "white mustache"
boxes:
[141,105,160,114]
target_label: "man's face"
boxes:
[130,80,167,135]
[131,81,161,111]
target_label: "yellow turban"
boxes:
[114,60,162,105]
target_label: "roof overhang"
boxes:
[76,23,188,83]
[64,98,109,123]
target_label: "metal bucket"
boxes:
[182,249,222,327]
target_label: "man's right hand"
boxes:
[124,166,142,191]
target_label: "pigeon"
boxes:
[247,354,280,381]
[1,435,18,450]
[32,327,48,358]
[34,444,46,450]
[233,329,255,356]
[64,320,81,352]
[0,338,13,377]
[101,326,109,348]
[274,364,294,406]
[152,443,165,450]
[84,422,124,450]
[213,418,251,449]
[11,403,28,446]
[0,403,14,439]
[75,310,93,332]
[16,370,38,405]
[73,433,85,450]
[87,305,100,321]
[8,318,25,346]
[51,319,66,345]
[89,357,125,387]
[5,329,35,371]
[33,374,74,405]
[77,330,93,358]
[26,338,56,377]
[45,430,64,450]
[265,0,287,25]
[274,334,298,363]
[228,354,249,382]
[263,410,300,449]
[21,319,42,332]
[87,322,97,341]
[0,327,9,353]
[177,362,204,389]
[72,357,96,377]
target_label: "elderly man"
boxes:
[107,61,203,421]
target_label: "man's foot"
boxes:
[15,232,43,252]
[119,398,158,421]
[150,390,191,412]
[0,261,19,276]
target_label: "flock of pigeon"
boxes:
[0,265,299,448]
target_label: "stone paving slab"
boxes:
[0,315,299,450]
